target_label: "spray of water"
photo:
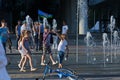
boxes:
[52,19,58,50]
[84,32,96,64]
[102,33,110,67]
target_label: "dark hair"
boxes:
[44,26,49,29]
[18,20,21,22]
[63,19,67,24]
[1,19,5,23]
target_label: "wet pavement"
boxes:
[6,34,120,80]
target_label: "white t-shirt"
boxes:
[62,25,68,34]
[21,24,31,33]
[58,39,67,52]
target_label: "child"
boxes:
[18,33,27,72]
[19,30,36,72]
[41,26,57,66]
[55,32,68,68]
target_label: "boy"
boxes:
[41,26,57,65]
[55,31,69,68]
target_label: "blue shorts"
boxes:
[58,51,65,64]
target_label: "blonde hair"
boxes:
[18,31,28,45]
[18,35,24,45]
[24,30,30,35]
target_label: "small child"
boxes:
[55,31,68,68]
[18,34,27,72]
[18,30,36,72]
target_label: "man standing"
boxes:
[32,21,39,51]
[15,20,21,49]
[62,20,68,35]
[38,22,44,51]
[0,20,9,52]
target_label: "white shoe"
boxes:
[41,63,46,66]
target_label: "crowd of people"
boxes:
[0,15,69,76]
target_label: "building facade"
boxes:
[0,0,119,34]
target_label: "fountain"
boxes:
[113,31,120,61]
[52,19,58,50]
[43,18,49,28]
[25,15,35,49]
[84,32,96,64]
[26,15,33,29]
[109,15,116,63]
[79,0,88,34]
[102,33,110,66]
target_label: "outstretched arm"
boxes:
[52,30,63,40]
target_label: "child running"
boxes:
[54,31,69,68]
[18,30,36,72]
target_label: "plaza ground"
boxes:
[6,33,120,80]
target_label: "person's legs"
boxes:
[27,54,33,68]
[36,34,39,51]
[26,53,36,71]
[58,51,64,68]
[41,45,46,65]
[8,38,12,53]
[41,54,46,65]
[49,54,57,65]
[18,55,24,68]
[16,35,20,49]
[48,46,57,65]
[34,34,39,51]
[20,56,27,72]
[39,33,43,50]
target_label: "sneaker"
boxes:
[52,61,58,65]
[20,69,26,72]
[41,63,46,66]
[31,68,37,71]
[18,64,21,68]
